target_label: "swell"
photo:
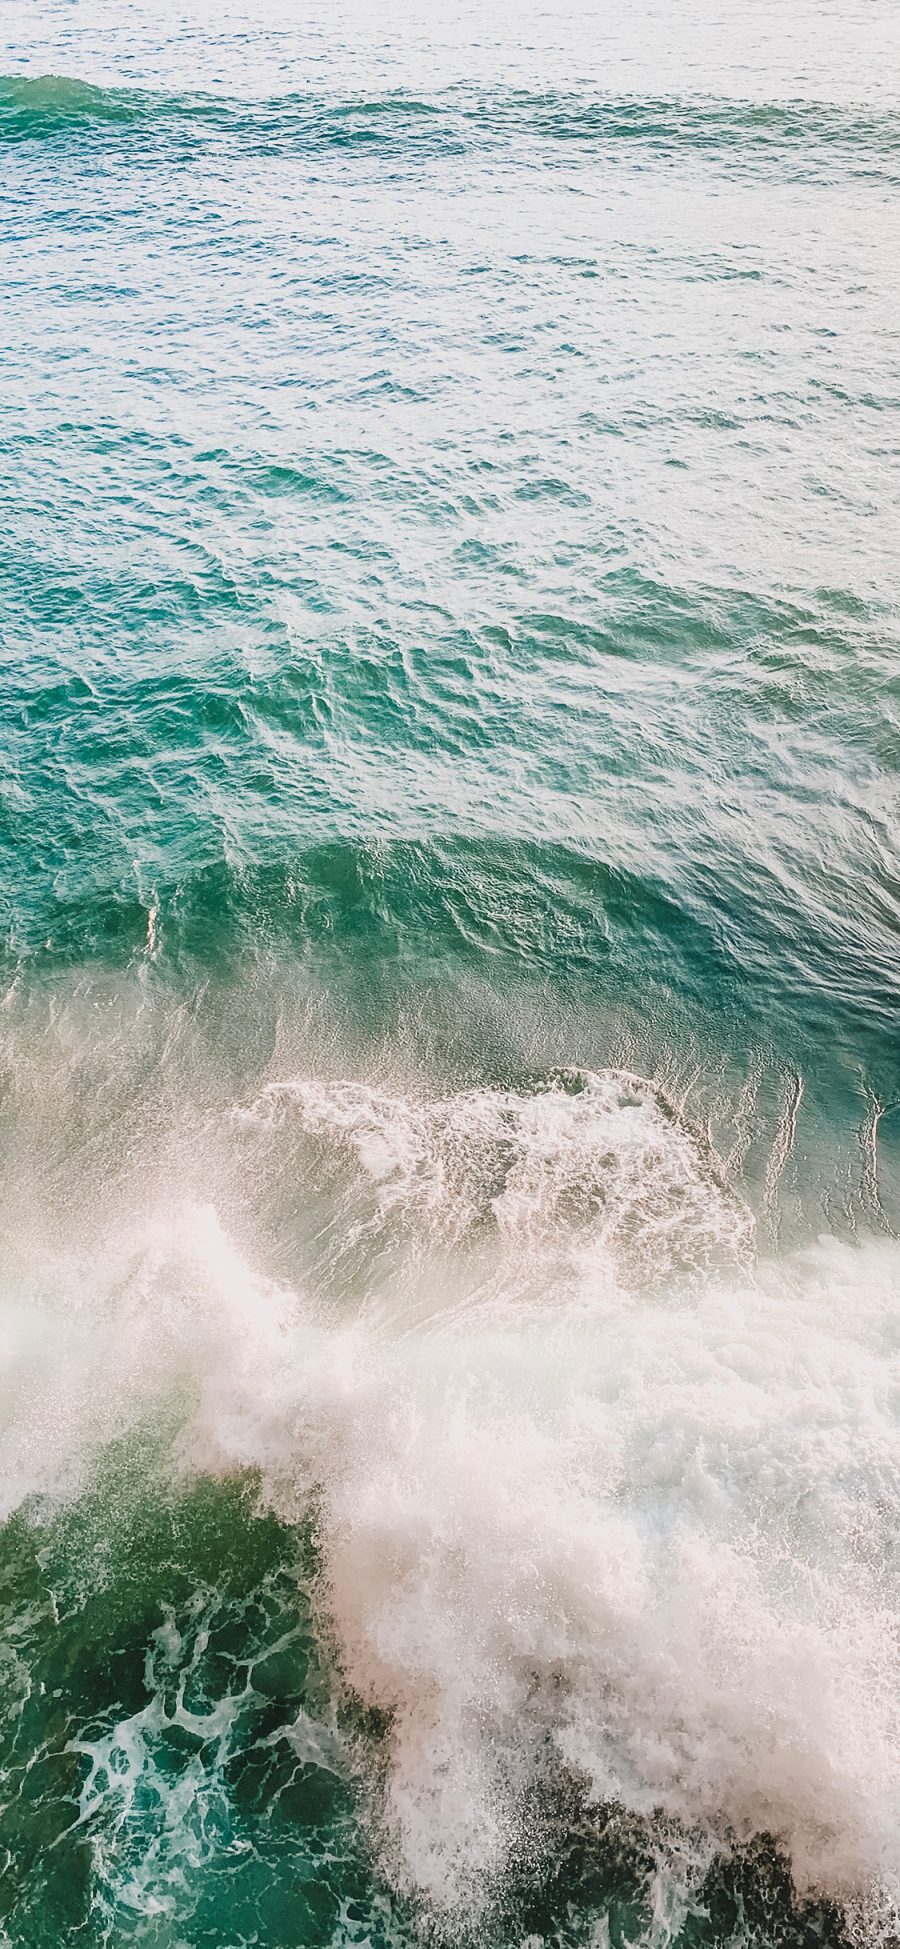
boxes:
[0,841,697,981]
[2,835,897,1106]
[2,74,898,178]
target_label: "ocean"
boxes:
[1,3,900,1944]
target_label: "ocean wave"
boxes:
[0,841,705,987]
[3,1185,900,1943]
[2,74,897,178]
[1,836,895,1251]
[4,828,895,1102]
[230,1068,753,1311]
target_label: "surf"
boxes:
[3,1068,900,1942]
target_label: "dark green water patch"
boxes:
[0,1446,408,1949]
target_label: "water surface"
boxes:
[1,4,900,1945]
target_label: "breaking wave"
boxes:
[230,1069,753,1316]
[3,1068,900,1941]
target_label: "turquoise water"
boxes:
[2,3,900,1944]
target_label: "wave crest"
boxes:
[233,1068,752,1311]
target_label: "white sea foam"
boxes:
[231,1069,754,1316]
[2,1072,900,1937]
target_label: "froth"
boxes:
[3,1074,900,1938]
[232,1068,753,1314]
[233,1239,900,1929]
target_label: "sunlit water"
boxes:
[1,4,899,1945]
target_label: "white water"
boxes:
[2,1071,900,1937]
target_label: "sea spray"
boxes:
[3,1078,900,1938]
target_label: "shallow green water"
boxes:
[1,4,900,1944]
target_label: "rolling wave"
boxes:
[2,74,898,179]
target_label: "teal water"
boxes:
[2,4,900,1945]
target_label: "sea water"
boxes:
[1,2,900,1944]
